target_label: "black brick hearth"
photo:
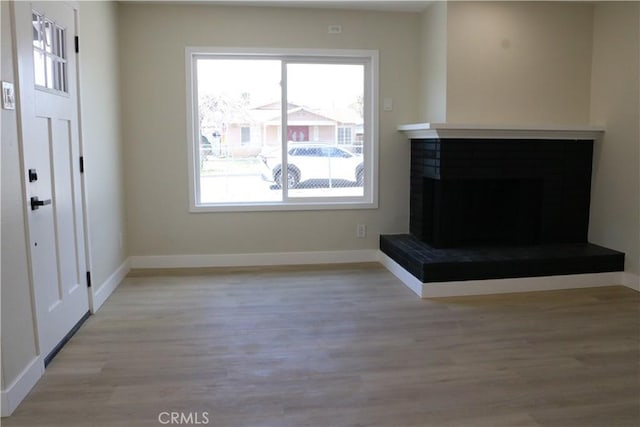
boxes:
[381,136,625,283]
[380,234,625,283]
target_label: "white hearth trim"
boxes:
[378,251,628,298]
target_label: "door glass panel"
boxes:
[33,51,46,86]
[61,63,68,92]
[32,10,68,94]
[44,19,54,53]
[45,55,55,89]
[56,26,66,58]
[32,13,43,49]
[57,61,63,91]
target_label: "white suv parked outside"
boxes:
[260,143,364,188]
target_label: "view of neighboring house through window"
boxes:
[188,48,377,210]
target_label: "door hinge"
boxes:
[75,36,79,54]
[79,156,84,173]
[86,271,92,288]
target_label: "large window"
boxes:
[186,48,378,211]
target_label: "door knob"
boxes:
[30,196,52,210]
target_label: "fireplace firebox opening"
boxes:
[422,177,543,248]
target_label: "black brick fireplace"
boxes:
[411,139,592,248]
[381,125,625,284]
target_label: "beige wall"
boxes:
[446,1,593,125]
[79,1,128,292]
[418,1,447,122]
[1,0,39,391]
[589,2,640,276]
[119,4,420,256]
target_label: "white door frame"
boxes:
[72,4,97,313]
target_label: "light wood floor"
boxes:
[4,264,639,427]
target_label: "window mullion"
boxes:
[281,60,289,201]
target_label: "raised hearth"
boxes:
[381,234,624,283]
[381,123,625,286]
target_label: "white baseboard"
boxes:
[622,272,640,291]
[1,356,44,417]
[90,258,131,312]
[378,250,627,298]
[129,250,379,270]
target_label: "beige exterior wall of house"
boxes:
[319,126,336,141]
[265,125,280,146]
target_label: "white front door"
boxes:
[13,1,89,359]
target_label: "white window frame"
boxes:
[186,47,379,212]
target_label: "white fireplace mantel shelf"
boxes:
[397,123,605,141]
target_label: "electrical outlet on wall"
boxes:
[356,224,366,238]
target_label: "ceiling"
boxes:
[122,1,434,13]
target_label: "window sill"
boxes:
[190,200,378,213]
